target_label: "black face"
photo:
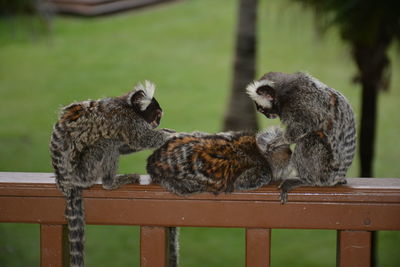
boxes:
[129,90,163,128]
[254,85,279,119]
[139,98,163,128]
[255,103,277,119]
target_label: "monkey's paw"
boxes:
[161,128,176,133]
[278,178,304,204]
[336,178,347,185]
[278,190,288,204]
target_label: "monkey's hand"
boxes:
[119,144,138,155]
[103,174,141,190]
[160,128,176,133]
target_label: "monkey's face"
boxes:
[246,81,279,119]
[256,126,287,154]
[128,81,163,128]
[132,96,163,128]
[255,102,278,119]
[258,140,292,165]
[139,98,163,128]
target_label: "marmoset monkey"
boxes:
[246,72,356,203]
[50,81,172,267]
[146,126,292,267]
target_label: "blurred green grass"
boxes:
[0,0,399,266]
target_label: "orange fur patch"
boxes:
[315,130,326,139]
[61,104,84,122]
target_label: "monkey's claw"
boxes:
[279,191,288,204]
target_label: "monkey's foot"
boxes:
[278,190,288,204]
[335,178,347,185]
[278,179,305,204]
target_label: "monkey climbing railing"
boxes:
[1,172,400,267]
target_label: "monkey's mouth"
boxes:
[149,111,162,128]
[264,113,278,119]
[260,109,278,119]
[256,104,278,119]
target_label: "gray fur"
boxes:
[248,72,356,203]
[50,82,172,267]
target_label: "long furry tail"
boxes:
[168,227,180,267]
[65,187,85,267]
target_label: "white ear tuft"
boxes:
[131,80,156,111]
[245,79,274,109]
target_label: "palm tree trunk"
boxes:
[223,0,259,131]
[353,40,390,178]
[352,38,391,267]
[359,72,379,178]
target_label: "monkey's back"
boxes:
[325,87,356,178]
[281,75,356,182]
[147,132,262,194]
[50,98,133,190]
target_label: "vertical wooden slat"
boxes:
[140,226,167,267]
[337,230,372,267]
[40,224,69,267]
[246,228,271,267]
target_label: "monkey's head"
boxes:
[246,78,278,119]
[246,72,294,119]
[128,81,163,128]
[256,126,292,164]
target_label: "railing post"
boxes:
[337,230,372,267]
[140,226,168,267]
[40,224,69,267]
[246,228,271,267]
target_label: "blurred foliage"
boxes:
[0,0,36,15]
[292,0,400,45]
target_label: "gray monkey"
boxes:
[50,81,172,267]
[246,72,356,203]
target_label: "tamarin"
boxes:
[50,81,172,267]
[246,71,356,203]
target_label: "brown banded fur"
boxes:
[147,128,293,196]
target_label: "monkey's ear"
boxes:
[128,81,156,111]
[256,85,275,101]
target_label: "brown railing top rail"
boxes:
[1,172,400,231]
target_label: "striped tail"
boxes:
[168,227,180,267]
[65,187,85,267]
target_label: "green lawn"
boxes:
[1,0,399,266]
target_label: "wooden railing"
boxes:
[1,172,400,267]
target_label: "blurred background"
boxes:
[0,0,399,266]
